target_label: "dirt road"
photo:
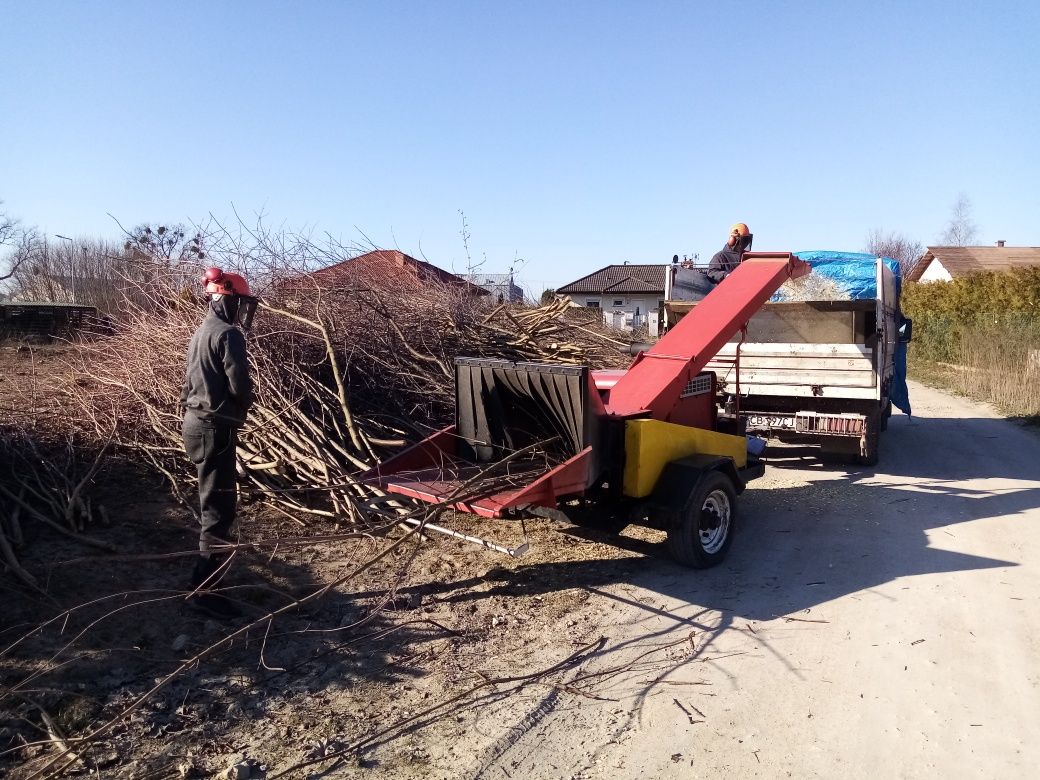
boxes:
[468,381,1040,779]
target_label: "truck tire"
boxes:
[879,400,892,432]
[666,471,737,568]
[857,410,881,466]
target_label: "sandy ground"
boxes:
[4,360,1039,778]
[462,380,1040,779]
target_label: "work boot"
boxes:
[187,555,241,621]
[189,591,243,621]
[190,555,228,590]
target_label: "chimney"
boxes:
[996,240,1006,247]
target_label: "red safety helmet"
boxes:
[202,267,252,297]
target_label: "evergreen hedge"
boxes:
[902,267,1040,364]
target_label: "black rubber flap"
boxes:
[455,358,591,463]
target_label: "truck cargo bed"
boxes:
[706,342,878,399]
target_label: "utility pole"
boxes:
[54,234,76,303]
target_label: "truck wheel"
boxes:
[879,400,892,432]
[857,411,880,466]
[667,471,737,568]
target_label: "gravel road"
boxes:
[473,380,1040,779]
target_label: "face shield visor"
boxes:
[210,293,259,330]
[237,295,258,330]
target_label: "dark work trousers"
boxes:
[182,413,239,570]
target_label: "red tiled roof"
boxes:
[557,264,667,295]
[298,250,487,294]
[908,246,1040,281]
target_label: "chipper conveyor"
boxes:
[363,253,810,567]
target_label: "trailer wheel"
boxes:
[667,471,737,569]
[857,411,880,466]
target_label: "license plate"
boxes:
[747,414,795,430]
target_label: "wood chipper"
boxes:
[363,253,810,567]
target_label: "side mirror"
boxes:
[898,317,913,344]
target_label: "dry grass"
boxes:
[910,324,1040,421]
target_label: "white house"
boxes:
[908,243,1040,283]
[557,263,666,334]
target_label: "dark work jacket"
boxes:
[180,299,253,426]
[705,244,744,284]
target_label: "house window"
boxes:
[586,299,600,308]
[613,299,624,307]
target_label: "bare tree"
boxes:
[938,193,980,246]
[0,202,37,287]
[864,228,925,276]
[123,223,207,263]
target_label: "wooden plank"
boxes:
[668,300,874,344]
[712,368,877,387]
[718,383,880,399]
[667,299,874,314]
[713,343,871,357]
[729,308,857,343]
[711,359,873,374]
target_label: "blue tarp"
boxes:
[783,250,902,301]
[791,251,911,416]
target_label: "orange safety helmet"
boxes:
[729,222,751,238]
[202,267,252,297]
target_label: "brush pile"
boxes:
[64,251,632,526]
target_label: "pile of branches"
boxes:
[0,430,115,594]
[63,241,631,525]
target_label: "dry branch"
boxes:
[57,240,631,526]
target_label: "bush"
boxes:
[903,268,1040,416]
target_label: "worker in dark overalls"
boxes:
[180,267,257,618]
[705,222,754,284]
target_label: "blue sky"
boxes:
[3,1,1038,291]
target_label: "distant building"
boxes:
[288,250,487,295]
[908,243,1040,283]
[557,263,666,334]
[463,272,524,304]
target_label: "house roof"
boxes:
[300,250,487,294]
[465,272,520,286]
[557,264,667,295]
[907,246,1040,282]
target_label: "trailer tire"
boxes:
[857,411,881,466]
[667,471,737,569]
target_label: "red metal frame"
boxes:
[361,426,594,518]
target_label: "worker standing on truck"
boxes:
[180,267,258,619]
[705,223,754,284]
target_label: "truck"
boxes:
[663,252,912,466]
